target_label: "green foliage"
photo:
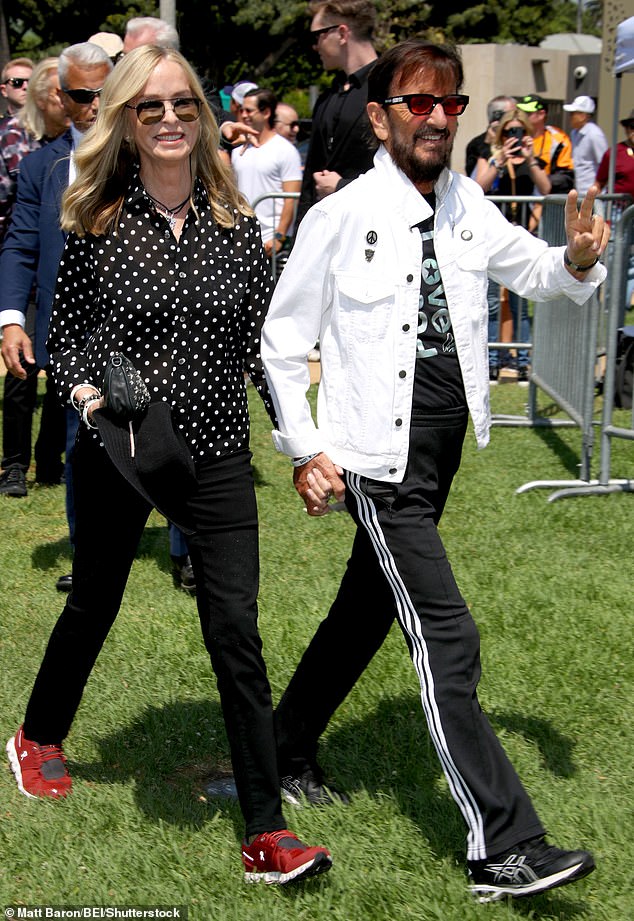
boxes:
[5,0,159,59]
[234,0,307,33]
[433,0,601,46]
[277,87,312,118]
[374,0,434,50]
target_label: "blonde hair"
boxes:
[1,57,33,81]
[62,45,251,236]
[19,57,59,140]
[490,108,533,160]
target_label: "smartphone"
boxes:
[506,126,525,144]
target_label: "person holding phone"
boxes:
[475,108,551,380]
[475,107,551,207]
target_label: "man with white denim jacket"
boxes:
[261,40,608,902]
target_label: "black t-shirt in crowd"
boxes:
[412,194,467,413]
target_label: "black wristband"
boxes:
[563,251,599,273]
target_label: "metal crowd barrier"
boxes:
[251,191,299,279]
[487,195,543,429]
[515,195,633,500]
[538,202,634,499]
[485,195,591,442]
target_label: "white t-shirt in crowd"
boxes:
[232,133,302,242]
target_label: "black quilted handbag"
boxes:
[102,352,151,419]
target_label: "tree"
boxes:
[0,0,11,72]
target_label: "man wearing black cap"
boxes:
[516,94,575,192]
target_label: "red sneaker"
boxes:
[6,726,72,799]
[242,829,332,884]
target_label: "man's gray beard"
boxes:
[390,133,452,186]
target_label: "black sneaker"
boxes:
[0,465,27,497]
[171,555,196,595]
[468,836,595,902]
[56,573,73,592]
[281,766,350,807]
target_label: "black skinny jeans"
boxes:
[24,428,285,837]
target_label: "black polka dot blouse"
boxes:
[47,175,275,461]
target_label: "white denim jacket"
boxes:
[262,146,606,482]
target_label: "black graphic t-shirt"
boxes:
[412,194,466,412]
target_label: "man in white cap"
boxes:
[230,81,258,119]
[563,95,608,198]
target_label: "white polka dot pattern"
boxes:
[47,176,275,459]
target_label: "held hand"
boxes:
[564,186,610,269]
[313,170,342,200]
[263,238,282,257]
[0,325,35,379]
[293,453,345,517]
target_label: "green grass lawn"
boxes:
[1,381,633,920]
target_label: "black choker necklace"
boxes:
[146,191,191,230]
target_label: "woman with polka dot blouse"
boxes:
[6,45,332,885]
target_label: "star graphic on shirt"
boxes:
[422,258,440,285]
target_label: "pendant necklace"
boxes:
[146,191,191,231]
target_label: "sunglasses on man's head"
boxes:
[125,97,202,125]
[4,77,29,89]
[382,94,469,117]
[63,87,103,104]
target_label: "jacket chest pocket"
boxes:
[438,238,488,273]
[439,242,489,329]
[333,272,396,343]
[456,243,488,274]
